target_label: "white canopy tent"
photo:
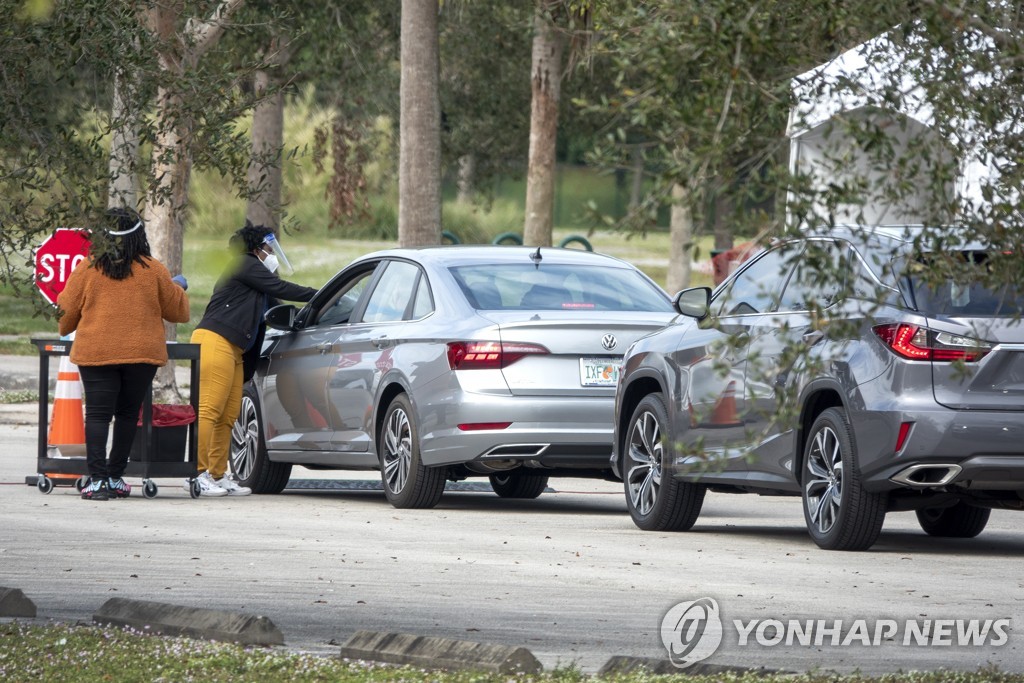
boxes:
[786,30,1003,229]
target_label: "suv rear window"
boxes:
[904,252,1024,317]
[449,264,672,312]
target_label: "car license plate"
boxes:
[580,358,620,386]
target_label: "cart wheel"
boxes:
[75,476,88,492]
[37,476,53,494]
[189,479,201,499]
[142,480,158,499]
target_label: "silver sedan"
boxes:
[230,245,677,508]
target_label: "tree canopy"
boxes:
[4,0,1024,310]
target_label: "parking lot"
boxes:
[1,414,1022,675]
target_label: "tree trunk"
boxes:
[399,0,442,246]
[107,68,140,210]
[523,2,564,248]
[628,146,644,213]
[713,193,734,252]
[456,154,476,204]
[142,0,245,402]
[145,84,191,402]
[246,67,284,232]
[666,182,694,294]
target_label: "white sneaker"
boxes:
[215,474,251,496]
[186,471,228,497]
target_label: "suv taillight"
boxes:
[872,324,991,362]
[446,341,550,370]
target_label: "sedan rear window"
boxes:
[449,264,672,312]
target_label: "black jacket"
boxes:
[196,253,317,378]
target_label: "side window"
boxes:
[410,275,434,319]
[714,247,789,317]
[313,268,376,327]
[361,261,420,323]
[777,239,846,312]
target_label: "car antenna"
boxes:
[530,246,542,267]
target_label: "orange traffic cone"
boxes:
[708,380,743,427]
[47,353,87,481]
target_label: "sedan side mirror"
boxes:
[673,287,712,320]
[265,304,298,331]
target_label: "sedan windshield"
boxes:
[450,264,672,312]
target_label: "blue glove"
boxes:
[172,274,188,291]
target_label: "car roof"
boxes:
[805,224,925,243]
[804,224,989,252]
[354,244,638,269]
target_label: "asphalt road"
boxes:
[1,416,1022,675]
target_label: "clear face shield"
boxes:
[262,233,294,275]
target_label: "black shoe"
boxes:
[107,477,131,499]
[81,478,109,501]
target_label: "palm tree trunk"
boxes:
[399,0,442,246]
[666,182,694,294]
[246,67,284,232]
[107,67,140,210]
[523,2,564,248]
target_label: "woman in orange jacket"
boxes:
[57,208,190,501]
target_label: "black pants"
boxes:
[78,363,158,479]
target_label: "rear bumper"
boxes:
[886,456,1024,491]
[417,391,615,469]
[855,407,1024,492]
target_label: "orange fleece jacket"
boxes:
[57,256,190,367]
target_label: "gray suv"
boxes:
[612,225,1024,550]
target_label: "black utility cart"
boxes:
[31,338,202,498]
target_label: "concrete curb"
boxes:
[599,655,790,676]
[93,597,284,646]
[339,630,543,674]
[0,587,37,618]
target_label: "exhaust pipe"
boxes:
[481,444,549,458]
[891,463,962,488]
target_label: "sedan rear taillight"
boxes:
[872,324,991,362]
[446,341,550,370]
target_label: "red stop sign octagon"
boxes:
[34,229,91,306]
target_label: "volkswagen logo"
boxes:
[601,334,617,350]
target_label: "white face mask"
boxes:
[261,253,279,273]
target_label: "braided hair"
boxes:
[92,207,151,280]
[229,220,274,254]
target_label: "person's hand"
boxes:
[172,275,188,291]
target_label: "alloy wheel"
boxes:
[804,424,844,535]
[626,408,663,516]
[382,405,412,494]
[230,395,258,482]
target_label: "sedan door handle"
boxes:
[802,330,824,346]
[372,336,389,349]
[316,341,332,355]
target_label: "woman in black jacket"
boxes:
[189,224,318,496]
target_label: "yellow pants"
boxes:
[190,328,243,479]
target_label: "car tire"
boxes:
[379,394,446,509]
[231,383,292,494]
[623,393,705,531]
[489,471,549,499]
[801,407,887,551]
[916,502,990,538]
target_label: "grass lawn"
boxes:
[0,622,1016,683]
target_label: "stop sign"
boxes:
[34,229,91,306]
